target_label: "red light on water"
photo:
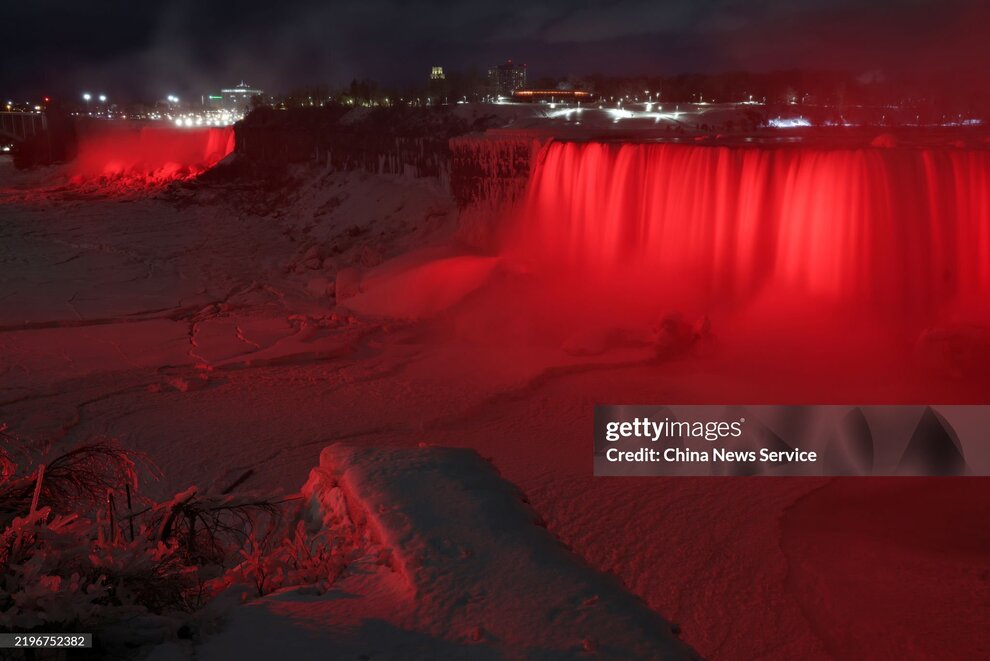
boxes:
[508,141,990,326]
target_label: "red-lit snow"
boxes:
[184,444,698,660]
[1,155,987,660]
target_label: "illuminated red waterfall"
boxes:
[511,142,990,324]
[72,125,235,183]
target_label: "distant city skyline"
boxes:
[4,0,988,101]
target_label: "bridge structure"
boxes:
[0,111,47,142]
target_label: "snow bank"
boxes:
[197,445,698,660]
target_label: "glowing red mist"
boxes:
[509,141,990,329]
[71,124,235,185]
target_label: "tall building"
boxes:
[208,81,263,112]
[428,67,448,104]
[488,60,527,98]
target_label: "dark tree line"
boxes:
[274,67,988,115]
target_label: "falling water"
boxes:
[72,125,235,182]
[510,141,990,322]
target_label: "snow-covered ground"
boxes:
[181,444,699,660]
[1,155,987,659]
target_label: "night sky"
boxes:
[3,0,988,100]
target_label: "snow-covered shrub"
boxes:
[0,425,350,641]
[0,510,202,629]
[0,427,203,632]
[223,521,347,597]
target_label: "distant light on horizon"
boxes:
[768,116,812,128]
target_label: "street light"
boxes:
[82,92,92,102]
[98,94,107,103]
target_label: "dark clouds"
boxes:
[2,0,987,100]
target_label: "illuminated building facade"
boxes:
[428,66,448,104]
[208,81,263,111]
[488,60,527,98]
[512,89,593,103]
